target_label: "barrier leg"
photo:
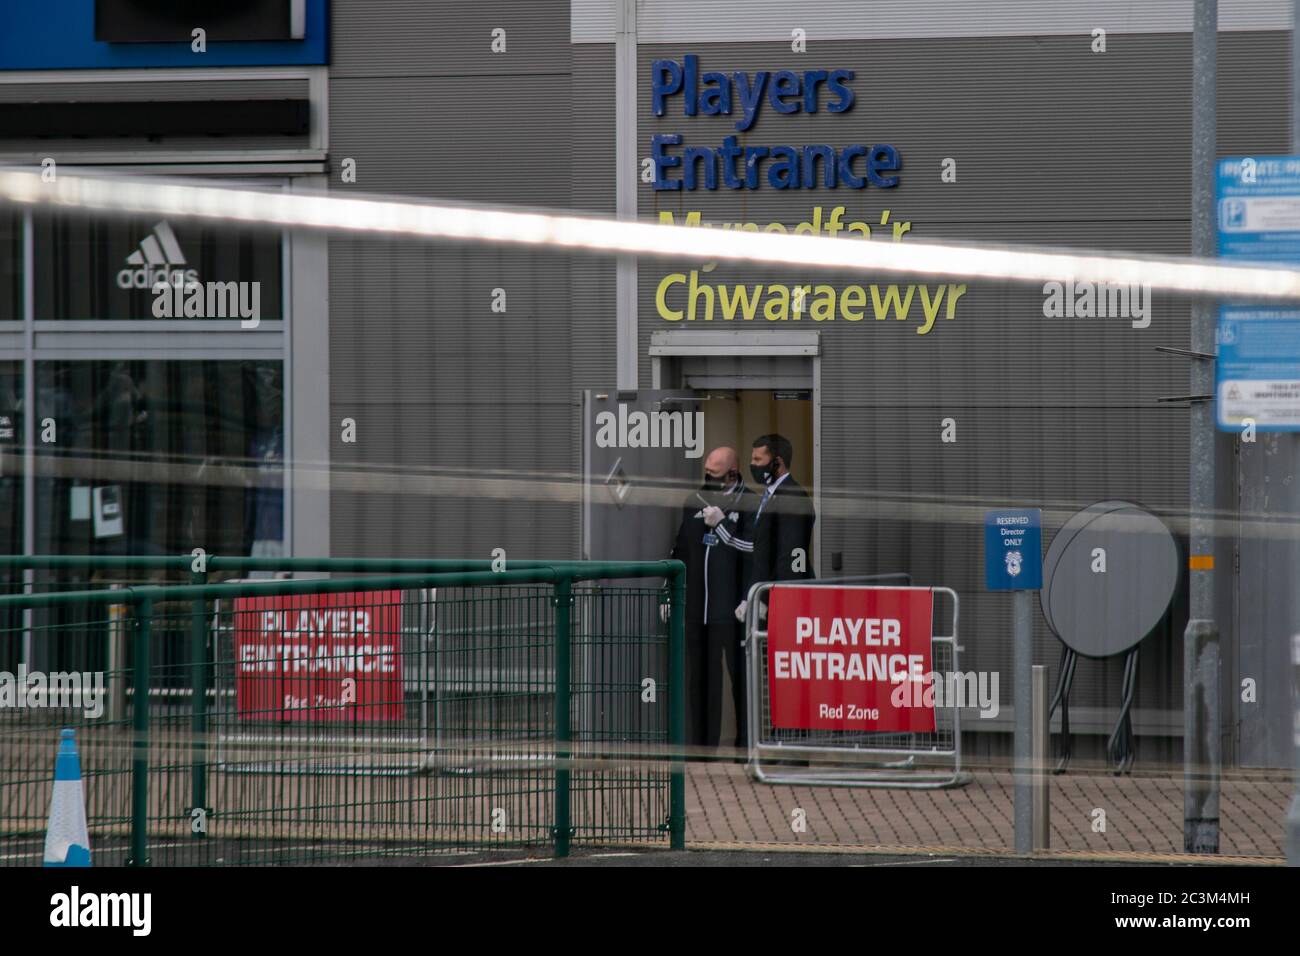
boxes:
[553,577,572,859]
[1183,620,1220,854]
[1285,633,1300,865]
[1031,664,1050,850]
[669,571,686,850]
[1013,591,1033,854]
[129,598,151,867]
[190,568,208,838]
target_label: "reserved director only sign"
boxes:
[766,585,936,733]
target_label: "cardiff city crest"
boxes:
[1005,550,1023,577]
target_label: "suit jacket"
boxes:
[716,475,816,593]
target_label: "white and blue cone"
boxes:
[43,728,92,867]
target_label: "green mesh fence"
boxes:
[0,558,685,865]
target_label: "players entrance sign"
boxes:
[766,585,936,732]
[234,591,404,721]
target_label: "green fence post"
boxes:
[553,575,573,859]
[130,597,152,867]
[669,567,686,850]
[190,566,208,837]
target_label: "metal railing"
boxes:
[0,557,686,865]
[744,579,969,789]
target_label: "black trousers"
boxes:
[684,618,747,749]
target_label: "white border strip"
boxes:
[575,0,1292,44]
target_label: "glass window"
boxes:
[0,361,21,672]
[0,211,19,321]
[0,361,20,550]
[36,360,283,557]
[33,211,282,321]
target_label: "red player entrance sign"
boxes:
[234,591,404,722]
[766,585,936,732]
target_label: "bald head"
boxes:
[704,447,739,485]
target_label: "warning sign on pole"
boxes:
[766,585,936,733]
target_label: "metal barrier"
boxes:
[744,580,969,789]
[0,559,686,865]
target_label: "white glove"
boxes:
[735,600,747,622]
[659,603,671,624]
[702,506,724,528]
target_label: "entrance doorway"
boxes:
[701,390,814,495]
[698,389,813,746]
[628,331,822,751]
[650,329,821,570]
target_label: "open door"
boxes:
[582,389,704,566]
[580,389,703,741]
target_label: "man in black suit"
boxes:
[709,433,816,625]
[707,434,815,761]
[668,446,754,749]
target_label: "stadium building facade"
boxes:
[0,0,1295,765]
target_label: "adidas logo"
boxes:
[115,221,198,290]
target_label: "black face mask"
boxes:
[701,470,738,494]
[751,461,778,486]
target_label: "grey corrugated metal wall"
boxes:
[328,0,580,560]
[631,32,1287,757]
[323,4,1291,759]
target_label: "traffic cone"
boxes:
[43,728,92,867]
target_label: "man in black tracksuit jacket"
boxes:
[713,433,817,618]
[668,446,754,749]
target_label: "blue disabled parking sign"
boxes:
[985,509,1042,590]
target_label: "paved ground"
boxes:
[433,848,1155,866]
[330,758,1293,865]
[5,737,1290,866]
[681,758,1291,860]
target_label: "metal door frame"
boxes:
[649,329,821,576]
